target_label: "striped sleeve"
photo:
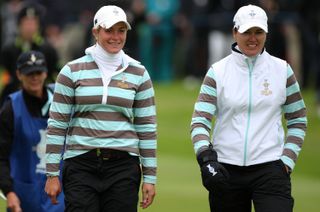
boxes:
[133,70,157,184]
[281,64,307,171]
[190,67,217,155]
[45,65,75,176]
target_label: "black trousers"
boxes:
[209,160,294,212]
[62,149,141,212]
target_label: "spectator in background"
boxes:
[0,2,59,107]
[139,0,180,82]
[0,50,64,212]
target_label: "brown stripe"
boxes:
[198,93,217,104]
[76,78,103,87]
[50,111,71,122]
[53,93,74,105]
[107,96,133,108]
[68,61,98,72]
[73,111,130,122]
[46,163,60,172]
[125,66,145,76]
[47,126,68,136]
[46,144,64,154]
[142,166,157,176]
[137,79,152,92]
[75,95,102,105]
[203,76,216,88]
[133,97,155,108]
[192,110,213,120]
[284,108,306,120]
[136,132,157,140]
[286,136,303,148]
[286,74,296,88]
[192,134,210,144]
[140,149,156,157]
[134,116,156,125]
[282,148,297,162]
[191,123,210,132]
[56,73,74,89]
[287,123,307,131]
[68,126,138,139]
[285,92,302,105]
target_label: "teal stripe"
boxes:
[55,83,74,96]
[281,155,295,170]
[134,124,157,132]
[287,65,294,78]
[50,102,73,114]
[194,140,210,153]
[283,100,305,113]
[191,116,212,130]
[141,158,157,167]
[287,128,306,139]
[286,83,300,96]
[287,117,307,126]
[201,84,217,96]
[139,140,157,148]
[284,143,301,155]
[72,119,134,131]
[76,70,101,79]
[46,153,62,164]
[206,68,215,79]
[195,102,216,115]
[144,175,156,184]
[67,136,139,147]
[191,127,210,138]
[46,134,66,145]
[76,86,103,96]
[134,106,156,117]
[108,87,135,99]
[135,88,154,100]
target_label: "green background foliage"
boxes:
[1,81,319,211]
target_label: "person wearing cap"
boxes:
[44,5,157,212]
[0,2,59,107]
[190,4,307,212]
[0,50,64,212]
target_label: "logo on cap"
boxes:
[113,8,119,16]
[249,10,256,18]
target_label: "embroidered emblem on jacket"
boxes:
[261,79,272,96]
[117,74,129,88]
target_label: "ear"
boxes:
[16,70,23,81]
[92,28,98,40]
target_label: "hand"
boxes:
[197,146,230,191]
[140,183,156,209]
[44,176,61,204]
[6,192,22,212]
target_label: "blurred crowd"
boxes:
[0,0,319,115]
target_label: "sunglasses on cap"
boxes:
[18,58,46,69]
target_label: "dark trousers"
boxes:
[62,149,141,212]
[209,160,294,212]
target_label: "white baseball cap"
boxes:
[233,4,268,33]
[93,5,131,30]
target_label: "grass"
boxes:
[1,80,319,211]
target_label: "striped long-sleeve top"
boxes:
[191,45,307,171]
[45,53,157,184]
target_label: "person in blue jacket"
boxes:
[0,50,64,212]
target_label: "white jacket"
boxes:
[191,44,307,169]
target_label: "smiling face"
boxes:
[233,27,267,57]
[16,70,47,98]
[93,22,128,54]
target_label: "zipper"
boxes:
[243,59,253,166]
